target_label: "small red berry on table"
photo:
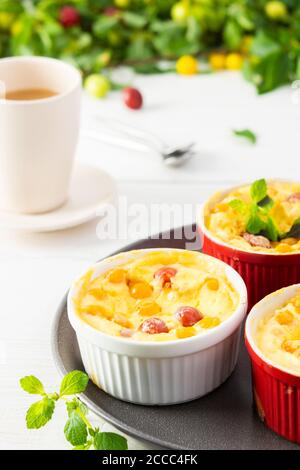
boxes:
[123,87,143,110]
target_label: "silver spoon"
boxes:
[86,116,196,167]
[162,142,196,167]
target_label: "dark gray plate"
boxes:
[52,224,299,450]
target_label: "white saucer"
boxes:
[0,163,117,232]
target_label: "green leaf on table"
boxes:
[64,411,88,446]
[60,370,89,396]
[20,375,45,395]
[250,179,267,203]
[26,397,55,429]
[94,432,128,450]
[233,129,257,144]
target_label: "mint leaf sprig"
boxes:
[229,178,280,242]
[20,371,128,450]
[229,179,300,243]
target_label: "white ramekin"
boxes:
[68,248,248,405]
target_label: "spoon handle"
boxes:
[92,115,165,153]
[82,128,159,155]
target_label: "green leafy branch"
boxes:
[20,370,128,450]
[0,1,300,92]
[229,178,300,242]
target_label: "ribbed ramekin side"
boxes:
[251,360,300,444]
[76,327,241,405]
[201,233,300,309]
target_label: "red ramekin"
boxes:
[198,184,300,309]
[245,284,300,445]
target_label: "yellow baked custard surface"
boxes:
[256,291,300,375]
[205,181,300,253]
[73,250,239,341]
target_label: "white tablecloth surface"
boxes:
[1,71,299,449]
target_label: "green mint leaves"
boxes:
[20,375,45,395]
[94,432,128,450]
[60,370,89,396]
[26,397,55,429]
[20,370,128,451]
[233,129,257,145]
[64,411,88,446]
[229,178,300,243]
[246,205,266,235]
[66,397,88,416]
[227,198,247,213]
[250,178,267,203]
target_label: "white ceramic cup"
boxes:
[0,56,82,214]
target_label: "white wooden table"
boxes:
[1,71,299,450]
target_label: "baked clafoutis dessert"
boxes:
[246,285,300,445]
[73,249,239,341]
[256,291,300,376]
[206,179,300,254]
[199,179,300,308]
[68,248,247,405]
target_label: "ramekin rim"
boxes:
[67,247,247,350]
[245,283,300,377]
[198,179,300,257]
